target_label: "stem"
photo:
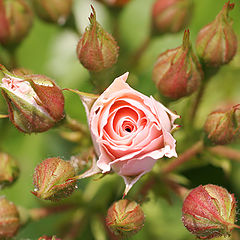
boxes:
[29,205,74,221]
[128,35,152,69]
[189,82,206,122]
[135,175,156,202]
[162,140,204,174]
[62,210,86,240]
[189,67,219,124]
[6,45,18,69]
[164,178,189,200]
[108,7,122,43]
[208,146,240,162]
[63,115,88,134]
[63,12,80,35]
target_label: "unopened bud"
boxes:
[0,196,20,239]
[204,105,240,145]
[182,184,237,239]
[106,199,144,237]
[0,65,65,134]
[77,7,119,72]
[33,0,73,25]
[0,152,19,189]
[0,0,33,46]
[152,0,193,34]
[152,30,203,99]
[196,2,237,67]
[96,0,131,7]
[32,158,77,201]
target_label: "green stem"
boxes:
[63,12,80,35]
[62,115,88,134]
[108,7,122,43]
[162,140,204,174]
[6,45,18,70]
[164,177,189,200]
[62,209,86,240]
[29,205,74,221]
[189,67,219,124]
[128,35,152,69]
[189,81,206,123]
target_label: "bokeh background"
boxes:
[0,0,240,239]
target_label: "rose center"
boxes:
[122,121,135,133]
[125,126,132,132]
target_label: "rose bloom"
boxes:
[86,73,179,194]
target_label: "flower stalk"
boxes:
[162,140,204,174]
[209,146,240,163]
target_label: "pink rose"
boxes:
[82,72,179,195]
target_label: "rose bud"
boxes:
[0,65,65,134]
[152,30,203,99]
[33,0,73,25]
[204,105,240,145]
[79,72,179,195]
[76,7,119,72]
[152,0,193,34]
[96,0,131,7]
[106,199,144,237]
[196,2,237,67]
[0,152,19,189]
[0,0,33,46]
[182,184,237,239]
[0,196,20,239]
[32,157,77,201]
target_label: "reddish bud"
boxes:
[152,30,203,99]
[152,0,193,34]
[196,2,237,67]
[204,105,240,145]
[0,0,33,46]
[0,196,20,239]
[0,152,19,189]
[0,65,65,134]
[76,7,119,72]
[33,0,73,25]
[106,199,145,237]
[96,0,131,7]
[32,158,77,201]
[182,184,237,239]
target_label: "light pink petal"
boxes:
[112,157,157,176]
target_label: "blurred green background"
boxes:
[0,0,240,239]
